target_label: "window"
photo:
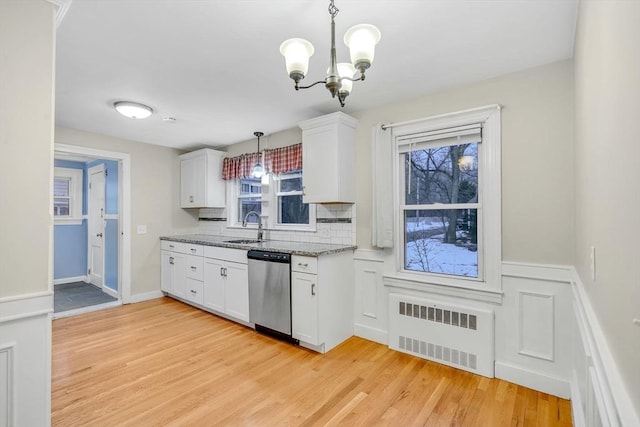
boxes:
[229,173,315,230]
[236,177,262,223]
[275,172,309,225]
[53,167,83,224]
[392,106,501,289]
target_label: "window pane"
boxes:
[278,194,309,224]
[54,178,70,197]
[280,176,303,192]
[404,209,478,278]
[54,197,70,216]
[405,143,478,205]
[240,178,261,195]
[238,198,261,223]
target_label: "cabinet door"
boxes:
[292,272,320,345]
[180,155,205,207]
[203,257,225,313]
[160,251,173,293]
[171,252,186,298]
[185,278,204,305]
[224,261,249,322]
[302,127,338,203]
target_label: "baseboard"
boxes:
[495,361,570,398]
[102,285,118,299]
[353,323,387,345]
[127,290,164,304]
[570,269,639,426]
[53,275,88,285]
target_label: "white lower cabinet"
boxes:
[203,247,249,323]
[291,271,320,345]
[291,252,354,353]
[161,250,186,298]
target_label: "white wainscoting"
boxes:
[495,262,574,399]
[353,249,388,344]
[570,271,639,427]
[0,292,53,427]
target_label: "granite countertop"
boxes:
[160,234,357,256]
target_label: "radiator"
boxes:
[388,293,494,377]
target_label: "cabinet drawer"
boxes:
[185,278,204,305]
[203,246,248,264]
[161,240,204,256]
[292,255,317,274]
[185,255,204,281]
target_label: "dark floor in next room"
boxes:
[54,281,118,313]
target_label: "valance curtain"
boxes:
[221,143,302,180]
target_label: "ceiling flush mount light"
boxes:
[280,0,380,107]
[251,131,265,179]
[113,101,153,119]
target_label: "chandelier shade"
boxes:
[343,24,381,73]
[279,38,315,81]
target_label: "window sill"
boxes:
[54,218,84,226]
[383,273,503,304]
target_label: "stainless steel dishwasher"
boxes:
[247,250,298,344]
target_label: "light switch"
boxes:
[137,225,147,234]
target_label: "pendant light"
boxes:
[280,0,381,107]
[251,131,265,179]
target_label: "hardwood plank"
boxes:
[51,298,572,426]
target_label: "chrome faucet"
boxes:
[242,211,263,241]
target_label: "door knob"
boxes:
[97,233,103,237]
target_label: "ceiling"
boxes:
[55,0,578,150]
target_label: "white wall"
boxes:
[55,127,199,296]
[0,2,56,426]
[573,0,640,421]
[352,60,575,266]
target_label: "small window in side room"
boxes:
[53,167,83,224]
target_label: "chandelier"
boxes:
[279,0,381,107]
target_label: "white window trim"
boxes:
[227,176,264,229]
[270,172,316,232]
[389,104,502,293]
[54,166,83,225]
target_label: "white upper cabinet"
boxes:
[180,148,226,208]
[299,112,358,204]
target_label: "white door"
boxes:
[88,164,105,287]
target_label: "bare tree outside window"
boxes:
[404,142,479,277]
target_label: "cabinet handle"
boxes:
[190,289,197,294]
[169,244,175,249]
[189,195,194,203]
[298,262,308,268]
[220,267,224,276]
[190,248,197,253]
[311,283,316,296]
[190,266,197,270]
[169,257,174,265]
[223,267,228,277]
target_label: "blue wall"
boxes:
[53,160,87,280]
[54,159,119,291]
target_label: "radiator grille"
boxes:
[399,301,477,330]
[398,335,478,370]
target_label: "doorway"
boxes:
[53,144,131,318]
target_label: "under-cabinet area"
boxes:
[160,235,355,353]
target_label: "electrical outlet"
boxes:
[589,246,596,281]
[137,225,147,235]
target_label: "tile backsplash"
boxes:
[198,204,356,245]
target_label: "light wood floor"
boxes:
[52,297,572,426]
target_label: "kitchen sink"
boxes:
[224,239,265,245]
